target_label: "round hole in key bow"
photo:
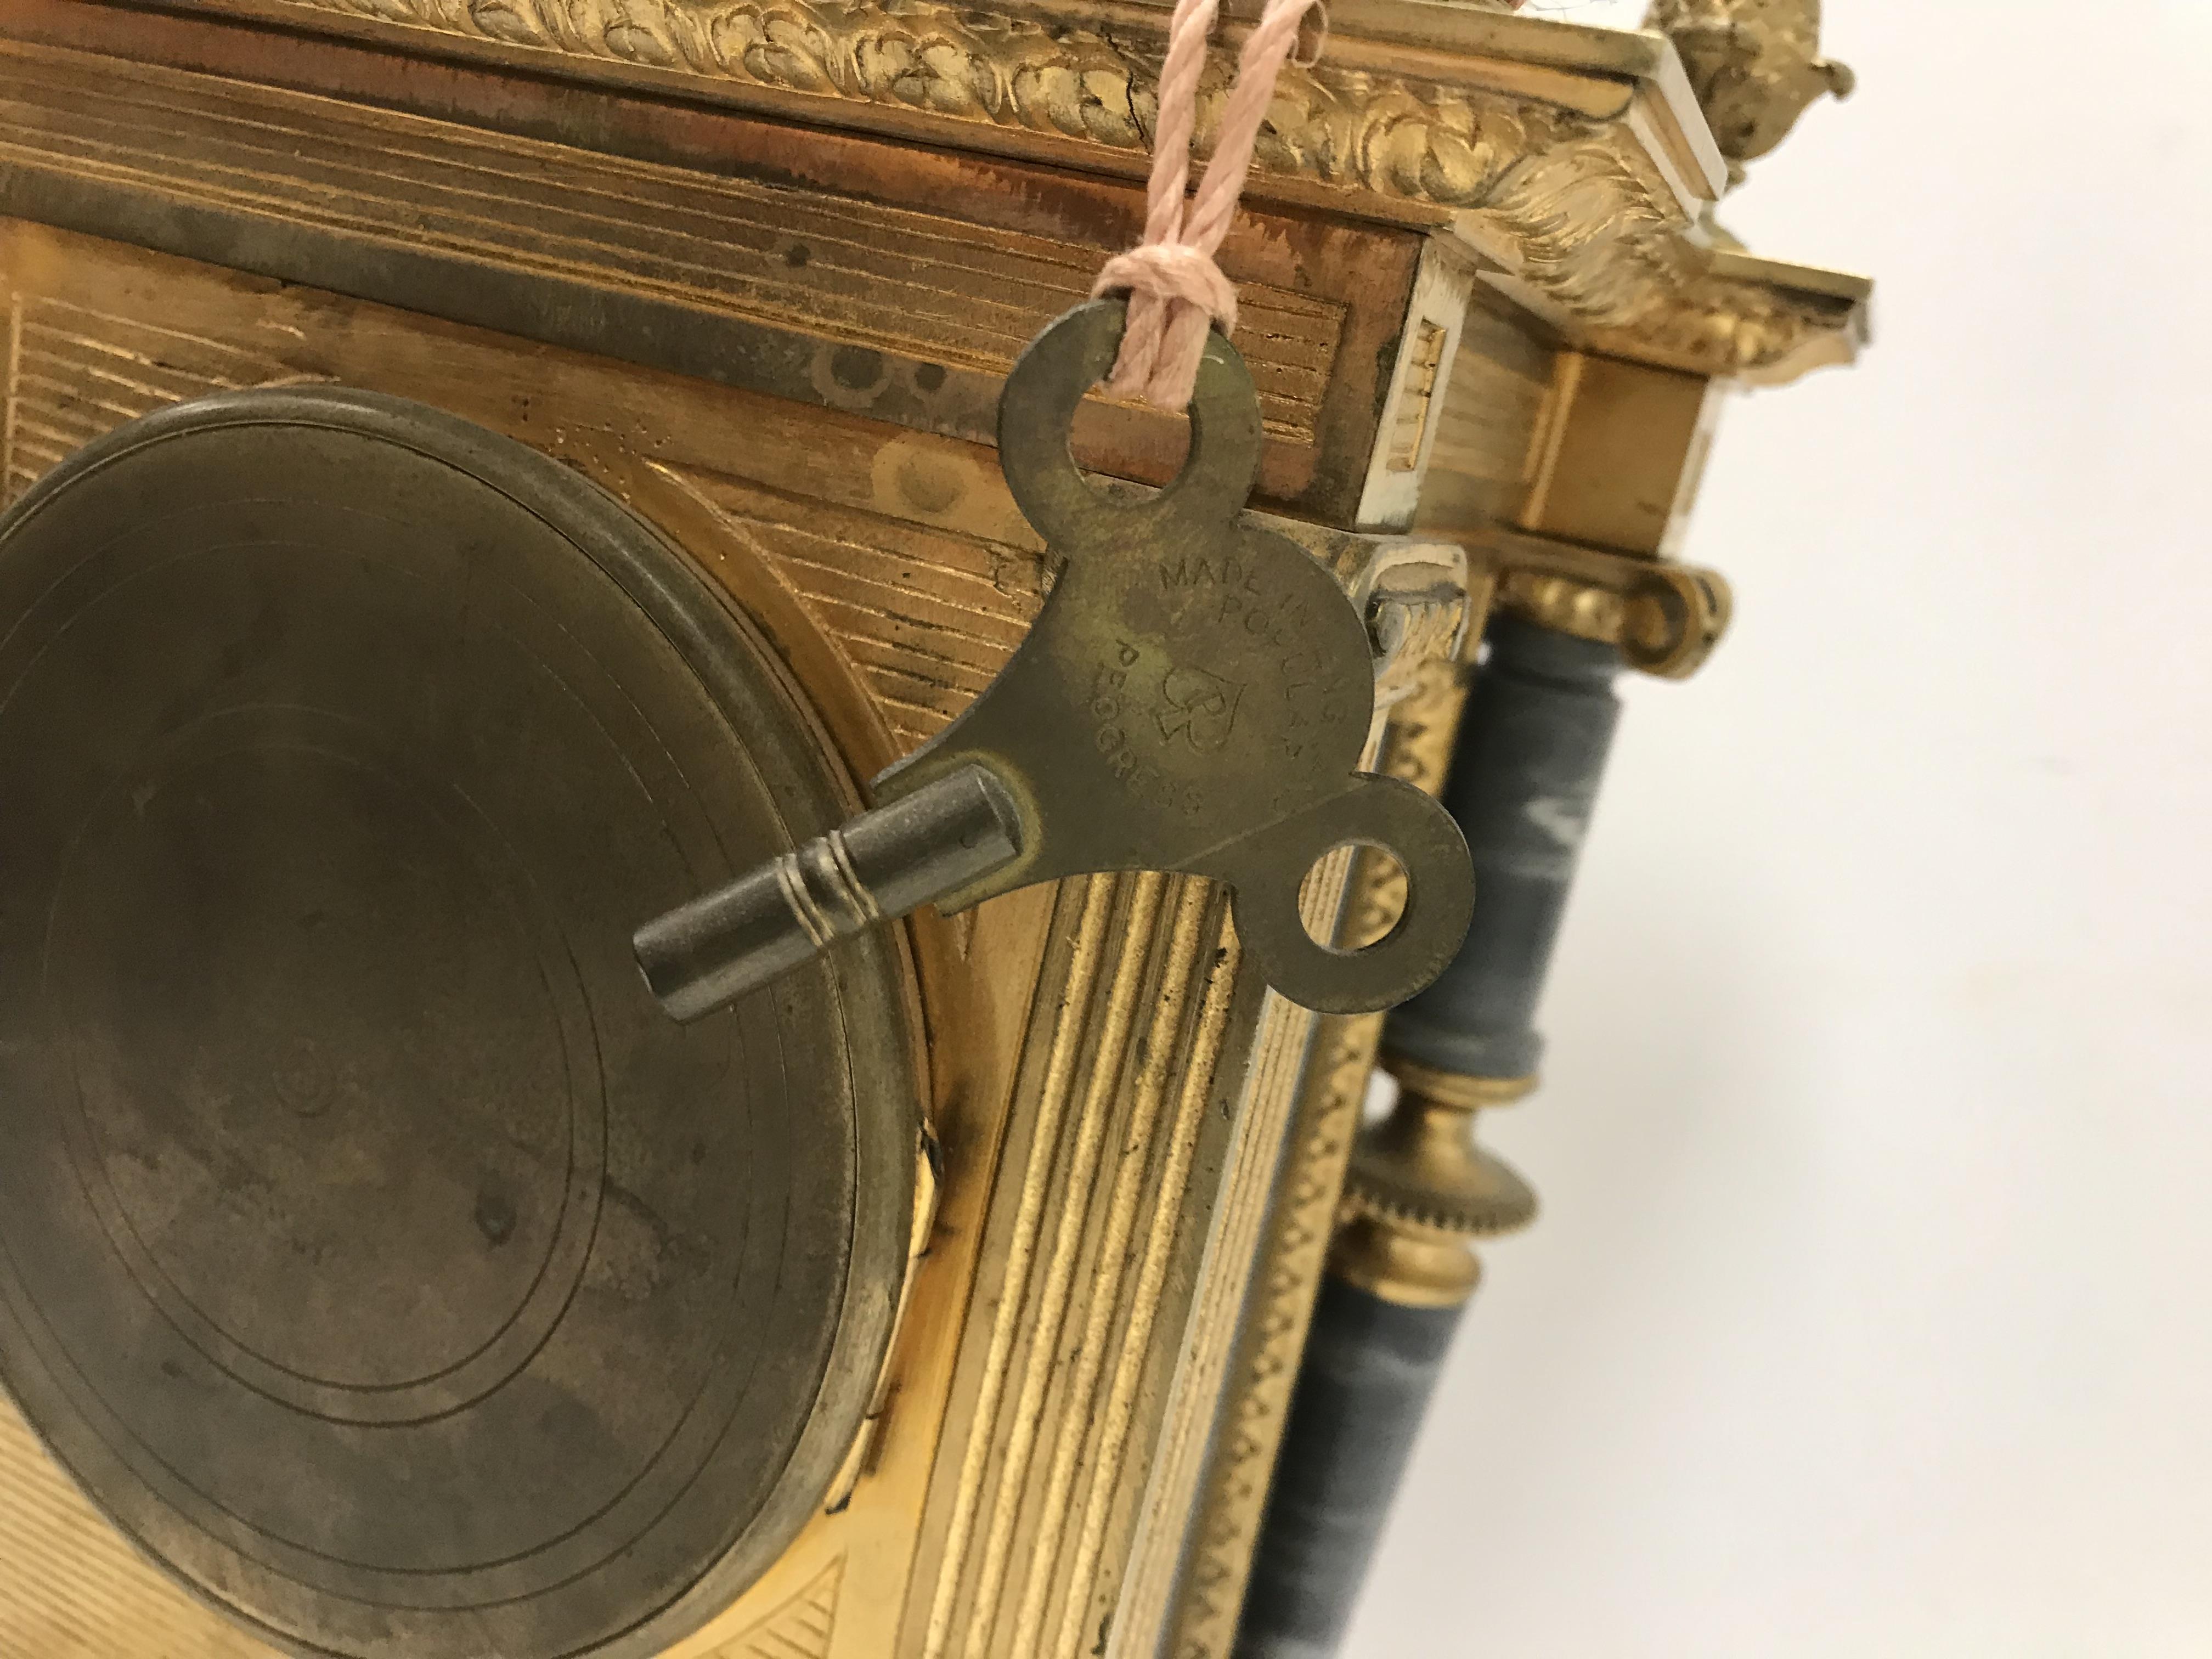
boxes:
[1078,398,1192,504]
[1296,840,1409,951]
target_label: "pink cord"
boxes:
[1092,0,1324,409]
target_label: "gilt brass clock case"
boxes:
[0,387,918,1659]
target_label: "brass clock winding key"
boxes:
[635,300,1475,1019]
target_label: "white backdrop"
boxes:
[1344,2,2212,1655]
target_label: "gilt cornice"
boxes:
[157,0,1864,379]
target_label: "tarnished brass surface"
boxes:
[1327,1217,1484,1308]
[0,22,1426,522]
[0,0,1871,1647]
[0,385,920,1659]
[21,0,1871,382]
[139,0,1731,218]
[869,300,1471,1013]
[0,218,1459,1659]
[0,220,1022,1659]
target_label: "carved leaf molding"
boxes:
[270,0,1844,373]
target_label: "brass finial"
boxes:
[1644,0,1854,180]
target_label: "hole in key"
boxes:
[1297,840,1409,952]
[1075,400,1193,509]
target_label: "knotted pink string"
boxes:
[1093,0,1324,409]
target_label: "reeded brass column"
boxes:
[1234,615,1622,1658]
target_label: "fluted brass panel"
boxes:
[912,872,1245,1659]
[1166,659,1470,1657]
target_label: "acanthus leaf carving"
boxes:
[247,0,1860,377]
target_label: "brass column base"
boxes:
[1335,1068,1538,1309]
